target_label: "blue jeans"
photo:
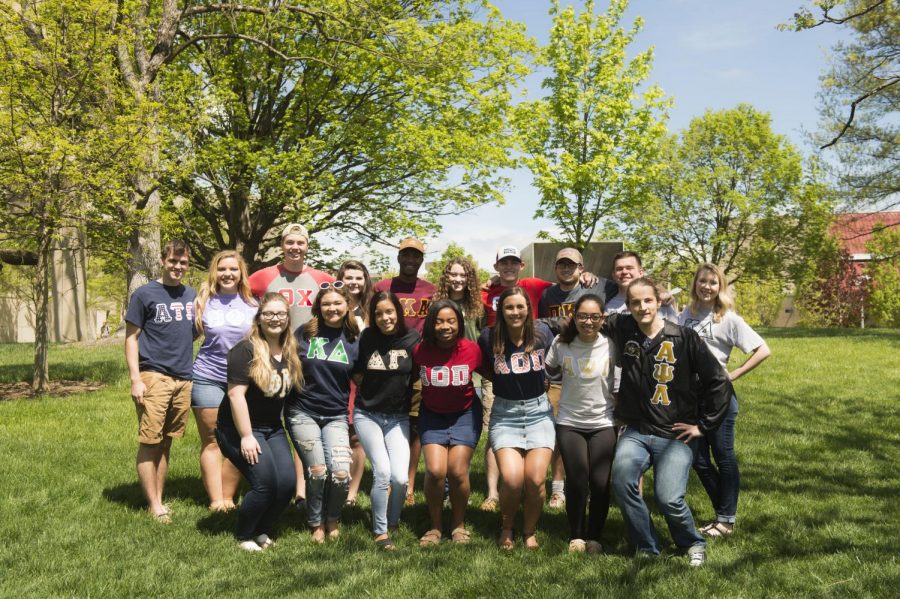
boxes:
[353,408,411,535]
[611,426,705,555]
[694,395,739,523]
[285,409,351,527]
[216,426,296,540]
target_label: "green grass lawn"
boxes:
[1,329,898,597]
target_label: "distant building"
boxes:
[829,212,900,272]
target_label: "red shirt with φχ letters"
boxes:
[413,339,482,414]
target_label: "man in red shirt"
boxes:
[248,223,334,332]
[374,238,436,505]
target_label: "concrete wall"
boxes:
[520,241,625,282]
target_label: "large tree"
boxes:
[159,1,530,270]
[785,0,899,210]
[513,0,668,250]
[621,104,834,284]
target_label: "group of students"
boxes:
[124,225,769,565]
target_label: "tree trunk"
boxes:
[31,221,51,395]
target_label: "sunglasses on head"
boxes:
[319,281,345,290]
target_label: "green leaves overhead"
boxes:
[513,0,669,250]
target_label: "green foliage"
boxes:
[865,224,900,326]
[622,104,834,285]
[784,0,899,210]
[513,0,669,250]
[732,278,788,327]
[1,331,899,595]
[424,242,490,285]
[163,1,532,269]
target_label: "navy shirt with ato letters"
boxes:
[478,321,552,401]
[125,281,196,379]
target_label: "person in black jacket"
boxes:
[604,277,729,567]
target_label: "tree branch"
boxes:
[820,77,900,149]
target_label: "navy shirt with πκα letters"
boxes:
[478,321,552,401]
[287,325,359,417]
[125,281,196,379]
[218,340,292,431]
[353,328,420,414]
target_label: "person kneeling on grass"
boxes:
[603,277,729,567]
[216,293,302,551]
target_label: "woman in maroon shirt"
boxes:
[412,299,482,546]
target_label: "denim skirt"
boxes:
[489,394,555,451]
[419,404,481,448]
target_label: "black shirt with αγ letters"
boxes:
[353,328,420,414]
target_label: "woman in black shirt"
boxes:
[352,291,420,549]
[216,292,303,551]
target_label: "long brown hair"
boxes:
[433,257,484,322]
[491,287,538,357]
[247,293,303,392]
[302,285,360,342]
[195,250,256,335]
[688,263,734,323]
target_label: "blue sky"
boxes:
[329,0,848,272]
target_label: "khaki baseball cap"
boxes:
[398,237,425,253]
[281,223,309,241]
[555,248,583,265]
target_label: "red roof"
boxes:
[830,212,900,255]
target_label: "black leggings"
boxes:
[556,424,617,542]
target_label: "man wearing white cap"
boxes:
[247,223,335,508]
[248,223,335,332]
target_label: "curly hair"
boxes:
[433,257,484,321]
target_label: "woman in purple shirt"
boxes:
[191,250,258,511]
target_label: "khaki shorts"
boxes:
[409,380,423,418]
[135,371,192,445]
[480,377,495,431]
[547,382,561,419]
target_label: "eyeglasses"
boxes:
[260,311,289,320]
[319,281,345,290]
[575,313,602,323]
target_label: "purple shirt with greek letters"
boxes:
[192,294,258,382]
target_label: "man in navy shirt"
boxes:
[125,240,197,523]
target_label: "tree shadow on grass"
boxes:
[0,360,123,385]
[761,328,899,341]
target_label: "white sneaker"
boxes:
[687,546,706,567]
[239,540,262,552]
[253,534,274,549]
[548,492,565,509]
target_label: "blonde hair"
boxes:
[688,263,734,323]
[248,293,304,392]
[195,250,256,335]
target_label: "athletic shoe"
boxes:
[687,546,706,567]
[548,492,565,509]
[238,540,262,552]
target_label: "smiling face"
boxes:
[341,268,366,300]
[627,283,660,328]
[446,263,468,299]
[319,290,348,328]
[160,251,189,286]
[215,256,240,294]
[434,307,460,348]
[281,233,308,270]
[374,298,398,336]
[613,256,643,290]
[555,259,582,288]
[694,268,721,307]
[494,256,524,286]
[397,248,424,280]
[501,293,529,330]
[258,298,290,338]
[574,299,603,340]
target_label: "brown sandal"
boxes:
[451,527,471,544]
[701,521,734,537]
[419,528,443,547]
[498,528,514,550]
[480,496,499,512]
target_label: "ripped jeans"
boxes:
[285,409,351,527]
